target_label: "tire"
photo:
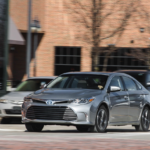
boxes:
[135,106,150,132]
[25,123,44,132]
[76,126,90,132]
[91,105,108,133]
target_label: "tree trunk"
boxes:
[93,51,99,71]
[102,53,110,72]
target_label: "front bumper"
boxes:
[22,118,93,125]
[22,102,94,125]
[0,103,22,118]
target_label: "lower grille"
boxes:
[5,109,21,114]
[26,106,77,121]
[32,99,46,104]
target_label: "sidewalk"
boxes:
[0,138,150,150]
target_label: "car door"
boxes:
[122,76,144,122]
[108,76,130,123]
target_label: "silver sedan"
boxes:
[22,72,150,132]
[0,76,56,123]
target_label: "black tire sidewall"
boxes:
[141,107,150,131]
[25,123,44,132]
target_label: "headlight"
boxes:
[12,101,23,105]
[73,98,95,104]
[0,99,8,103]
[24,97,32,103]
[0,99,23,104]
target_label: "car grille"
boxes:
[5,109,21,114]
[32,99,46,104]
[26,106,77,121]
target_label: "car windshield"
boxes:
[47,74,108,90]
[15,79,53,91]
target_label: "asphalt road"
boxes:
[0,124,150,149]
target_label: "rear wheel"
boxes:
[76,126,90,132]
[25,123,44,132]
[135,107,150,131]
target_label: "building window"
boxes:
[55,46,81,75]
[96,48,148,72]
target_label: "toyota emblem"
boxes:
[46,100,54,105]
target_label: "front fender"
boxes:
[138,102,150,121]
[89,93,110,125]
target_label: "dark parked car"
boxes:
[22,72,150,132]
[115,70,150,91]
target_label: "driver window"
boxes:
[109,76,124,91]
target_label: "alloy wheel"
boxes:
[142,108,150,130]
[135,107,150,131]
[96,108,108,132]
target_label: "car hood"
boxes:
[30,88,102,100]
[0,91,34,101]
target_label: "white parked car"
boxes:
[0,76,56,123]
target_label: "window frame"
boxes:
[136,82,143,90]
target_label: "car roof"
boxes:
[27,76,57,80]
[61,72,127,76]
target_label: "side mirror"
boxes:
[40,84,47,89]
[108,86,121,93]
[146,82,150,87]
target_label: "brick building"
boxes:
[9,0,150,85]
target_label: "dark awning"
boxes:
[8,17,25,45]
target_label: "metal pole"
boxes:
[33,31,38,76]
[2,0,9,96]
[26,0,32,79]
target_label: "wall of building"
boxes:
[10,0,45,31]
[9,0,150,81]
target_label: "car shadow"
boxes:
[106,129,140,132]
[25,130,78,133]
[24,128,150,133]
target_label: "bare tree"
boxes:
[64,0,148,71]
[126,48,150,69]
[125,1,150,70]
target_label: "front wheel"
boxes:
[25,123,44,132]
[91,105,108,133]
[135,107,150,131]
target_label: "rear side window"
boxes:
[122,76,137,91]
[123,72,146,86]
[146,74,150,83]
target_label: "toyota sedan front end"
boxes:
[22,72,109,131]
